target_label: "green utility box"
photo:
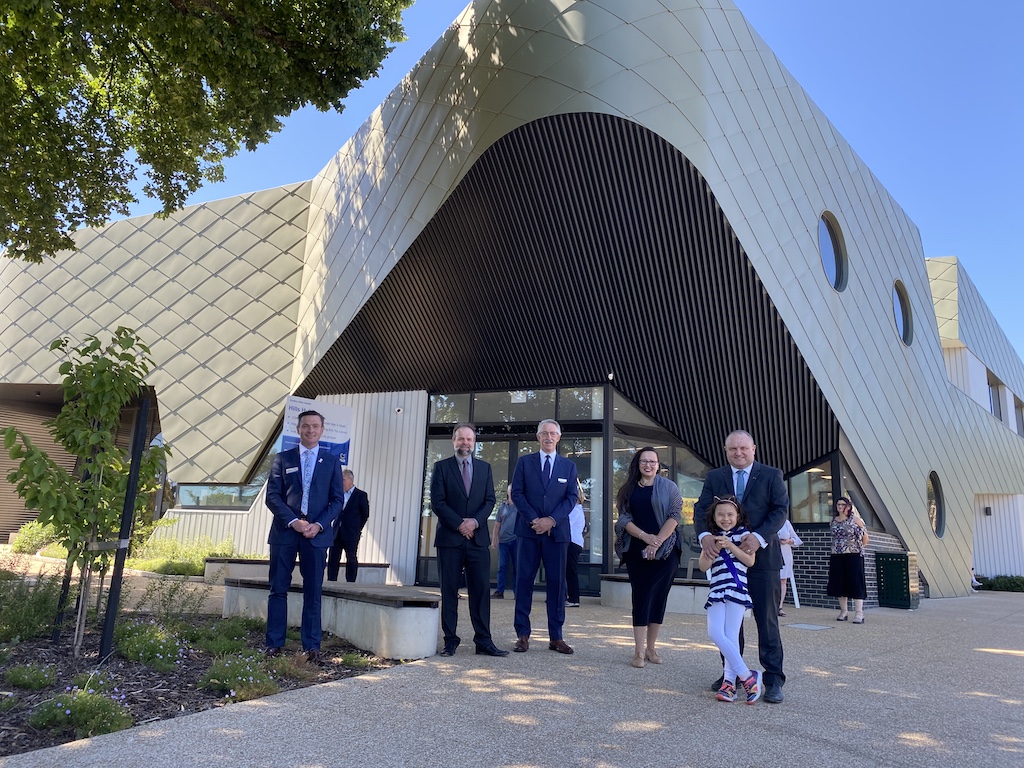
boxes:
[875,551,920,609]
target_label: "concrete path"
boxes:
[5,590,1023,768]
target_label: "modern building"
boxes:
[3,0,1023,603]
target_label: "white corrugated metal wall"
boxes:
[154,391,429,585]
[318,391,428,586]
[974,494,1024,577]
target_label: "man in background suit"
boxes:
[429,423,509,657]
[327,469,370,583]
[511,419,578,654]
[265,410,344,663]
[693,430,789,702]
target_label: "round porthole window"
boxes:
[927,472,944,537]
[893,280,913,345]
[818,213,848,291]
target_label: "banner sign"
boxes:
[280,396,354,465]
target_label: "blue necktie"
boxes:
[735,469,746,499]
[301,449,313,516]
[543,455,552,484]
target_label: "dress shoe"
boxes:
[778,609,787,617]
[644,649,662,664]
[630,653,645,668]
[263,647,283,658]
[513,636,529,652]
[548,639,574,655]
[853,612,865,624]
[305,650,324,665]
[475,644,510,657]
[491,591,504,599]
[763,683,784,704]
[836,613,849,622]
[440,641,460,657]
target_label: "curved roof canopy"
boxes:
[297,113,836,470]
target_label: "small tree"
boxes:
[2,327,169,655]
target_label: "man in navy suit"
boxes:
[327,470,370,583]
[264,410,344,662]
[693,430,789,702]
[511,419,578,654]
[429,423,509,657]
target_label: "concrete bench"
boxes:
[222,578,439,660]
[600,573,712,615]
[205,558,389,585]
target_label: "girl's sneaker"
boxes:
[741,670,762,704]
[716,680,737,702]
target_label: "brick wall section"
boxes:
[788,528,916,609]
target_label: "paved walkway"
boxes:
[5,591,1023,768]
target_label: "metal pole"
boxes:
[99,393,151,660]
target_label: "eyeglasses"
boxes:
[538,431,560,438]
[638,460,659,466]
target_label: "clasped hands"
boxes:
[530,516,555,535]
[641,531,662,559]
[290,519,321,539]
[458,518,478,539]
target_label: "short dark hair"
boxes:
[452,422,476,439]
[297,410,325,427]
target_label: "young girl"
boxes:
[699,495,761,704]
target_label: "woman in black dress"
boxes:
[613,447,682,667]
[826,497,869,623]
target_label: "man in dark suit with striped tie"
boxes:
[429,422,508,657]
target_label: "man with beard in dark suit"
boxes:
[430,423,509,658]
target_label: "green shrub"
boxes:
[38,542,69,560]
[5,663,56,690]
[10,520,59,554]
[0,692,18,712]
[133,574,213,620]
[0,567,65,642]
[114,619,188,672]
[976,575,1024,592]
[127,536,234,577]
[71,670,116,694]
[340,652,371,669]
[199,652,278,701]
[265,653,319,683]
[29,690,132,738]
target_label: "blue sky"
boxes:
[134,0,1024,356]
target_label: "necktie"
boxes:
[462,459,471,496]
[301,449,313,516]
[735,469,746,499]
[544,455,552,484]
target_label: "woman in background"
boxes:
[826,497,869,623]
[777,517,802,616]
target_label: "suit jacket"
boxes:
[511,453,577,545]
[430,456,496,548]
[337,487,370,540]
[693,460,788,572]
[266,446,345,548]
